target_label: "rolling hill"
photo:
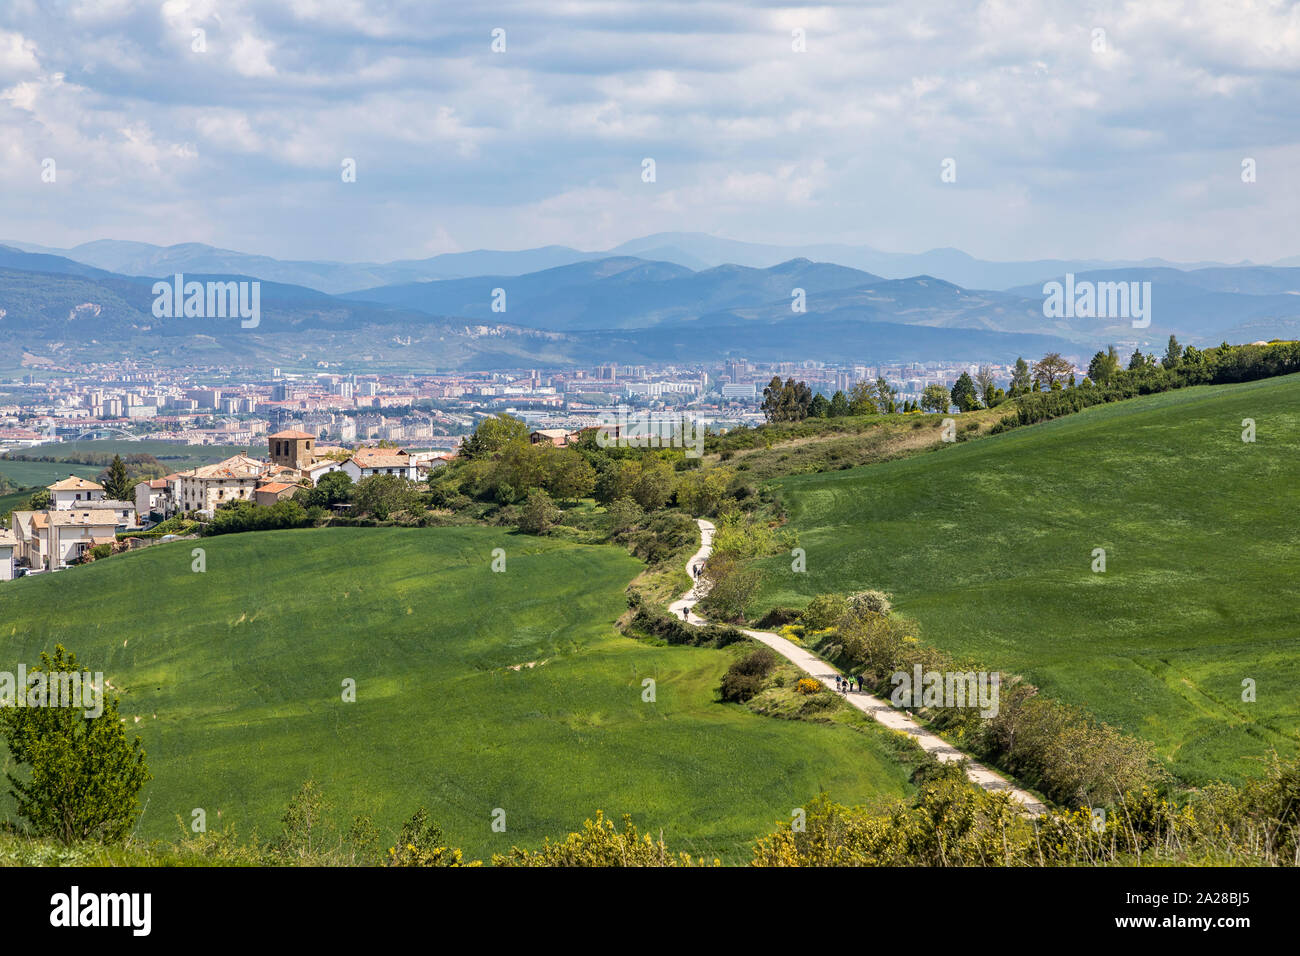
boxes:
[750,374,1300,786]
[7,239,1298,367]
[0,254,1080,369]
[0,526,915,860]
[8,233,1262,293]
[344,256,883,331]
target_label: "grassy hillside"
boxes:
[28,440,256,466]
[753,374,1300,786]
[0,459,100,488]
[0,487,33,521]
[1,441,255,490]
[0,526,914,862]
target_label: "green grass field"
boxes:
[754,374,1300,786]
[0,487,34,521]
[34,440,255,466]
[0,459,101,488]
[1,441,255,497]
[0,526,913,861]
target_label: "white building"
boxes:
[342,447,420,482]
[176,455,267,516]
[49,475,106,510]
[135,478,169,518]
[10,509,118,570]
[0,528,15,581]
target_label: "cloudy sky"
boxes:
[0,0,1296,264]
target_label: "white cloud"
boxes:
[230,32,276,77]
[0,0,1294,262]
[0,29,38,76]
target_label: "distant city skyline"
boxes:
[1,2,1296,264]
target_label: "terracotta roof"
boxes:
[255,482,295,494]
[181,455,266,481]
[48,475,104,492]
[48,510,118,527]
[349,447,411,469]
[268,429,315,439]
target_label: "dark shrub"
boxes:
[719,647,779,703]
[754,606,801,629]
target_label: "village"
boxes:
[0,423,628,579]
[0,430,469,578]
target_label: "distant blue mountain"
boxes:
[3,239,1299,369]
[6,232,1283,295]
[343,256,882,330]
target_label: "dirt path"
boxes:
[670,518,1047,816]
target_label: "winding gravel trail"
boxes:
[669,518,1047,816]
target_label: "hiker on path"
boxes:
[856,674,864,692]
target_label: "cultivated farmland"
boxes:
[753,374,1300,785]
[0,525,914,861]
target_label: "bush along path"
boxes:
[670,518,1048,816]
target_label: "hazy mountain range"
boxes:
[5,232,1286,295]
[1,237,1298,372]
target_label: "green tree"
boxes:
[847,381,879,415]
[101,455,132,500]
[975,365,997,406]
[1009,357,1032,395]
[518,487,561,534]
[544,447,596,502]
[0,645,150,844]
[1087,345,1120,385]
[352,474,421,520]
[603,497,643,535]
[461,413,529,458]
[875,377,899,414]
[675,467,733,516]
[27,488,51,510]
[761,377,813,422]
[950,372,980,412]
[1032,352,1073,388]
[760,376,786,422]
[310,470,353,507]
[275,779,334,862]
[920,384,950,413]
[629,456,677,510]
[809,393,830,418]
[594,459,637,505]
[698,553,764,622]
[492,441,548,501]
[1162,335,1183,368]
[828,390,850,417]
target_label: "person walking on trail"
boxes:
[856,674,864,692]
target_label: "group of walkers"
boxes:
[835,674,864,695]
